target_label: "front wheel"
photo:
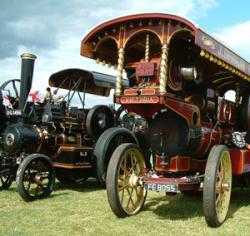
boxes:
[106,143,147,217]
[203,145,232,227]
[0,175,14,190]
[16,154,55,201]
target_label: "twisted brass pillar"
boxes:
[116,48,125,95]
[159,44,169,94]
[145,34,150,62]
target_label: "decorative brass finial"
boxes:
[200,50,205,57]
[209,55,214,62]
[20,53,37,60]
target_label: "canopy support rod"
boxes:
[145,34,150,62]
[159,44,169,94]
[115,47,125,95]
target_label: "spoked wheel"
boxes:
[94,128,138,187]
[203,145,232,227]
[16,154,55,201]
[106,143,147,217]
[0,175,14,190]
[0,79,20,108]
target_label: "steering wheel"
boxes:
[0,79,20,108]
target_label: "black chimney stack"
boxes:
[19,53,37,111]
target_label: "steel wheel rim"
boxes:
[117,147,145,215]
[23,160,52,198]
[215,150,232,223]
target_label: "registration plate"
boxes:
[6,109,22,116]
[144,182,178,192]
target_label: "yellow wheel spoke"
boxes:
[130,192,136,209]
[119,183,129,191]
[120,164,126,173]
[128,188,135,208]
[120,189,125,204]
[126,188,132,208]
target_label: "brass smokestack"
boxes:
[19,53,37,110]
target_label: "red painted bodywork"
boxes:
[155,155,206,173]
[230,148,250,175]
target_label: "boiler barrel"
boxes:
[194,122,232,158]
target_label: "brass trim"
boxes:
[217,81,234,89]
[53,162,92,169]
[124,28,163,46]
[200,49,205,57]
[20,53,37,60]
[212,76,234,84]
[167,28,193,45]
[145,34,150,62]
[93,36,118,52]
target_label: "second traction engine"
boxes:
[0,53,116,201]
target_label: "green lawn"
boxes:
[0,179,250,236]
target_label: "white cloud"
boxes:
[121,0,217,19]
[214,21,250,62]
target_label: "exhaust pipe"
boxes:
[19,53,37,111]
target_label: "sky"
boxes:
[0,0,250,107]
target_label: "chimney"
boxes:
[19,53,37,111]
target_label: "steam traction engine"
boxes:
[81,13,250,227]
[0,54,118,201]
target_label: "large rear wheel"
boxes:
[106,143,147,217]
[86,105,115,140]
[94,128,138,187]
[203,145,232,227]
[16,154,55,201]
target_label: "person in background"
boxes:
[44,87,53,103]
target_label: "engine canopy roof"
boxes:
[49,68,117,97]
[81,13,250,81]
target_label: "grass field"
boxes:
[0,179,250,236]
